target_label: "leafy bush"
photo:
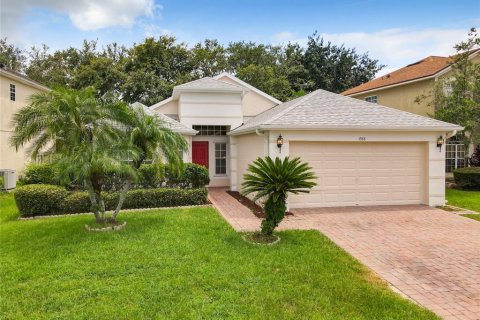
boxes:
[165,163,210,188]
[180,163,210,188]
[15,184,208,216]
[453,167,480,190]
[469,145,480,167]
[14,184,68,215]
[136,163,166,188]
[0,175,4,189]
[18,163,59,186]
[18,162,207,190]
[61,192,91,213]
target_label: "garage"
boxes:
[229,89,463,208]
[289,141,427,207]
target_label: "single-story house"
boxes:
[149,73,462,208]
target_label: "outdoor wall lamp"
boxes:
[437,136,444,152]
[277,134,284,153]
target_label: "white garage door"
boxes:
[289,142,427,208]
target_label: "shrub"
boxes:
[181,163,210,188]
[15,185,208,216]
[0,175,4,189]
[14,184,68,215]
[165,163,210,188]
[453,167,480,190]
[61,192,91,213]
[122,188,208,209]
[469,145,480,167]
[18,163,59,186]
[137,163,165,188]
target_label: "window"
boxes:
[445,136,466,172]
[215,143,227,175]
[365,95,377,103]
[9,84,15,101]
[192,125,228,136]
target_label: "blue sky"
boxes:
[1,0,479,74]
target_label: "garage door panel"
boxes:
[289,142,426,208]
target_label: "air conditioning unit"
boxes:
[0,169,16,190]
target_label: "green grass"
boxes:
[462,214,480,221]
[446,188,480,213]
[0,193,436,319]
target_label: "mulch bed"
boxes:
[226,191,293,218]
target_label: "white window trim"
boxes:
[214,142,227,176]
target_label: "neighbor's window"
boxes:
[215,143,227,175]
[9,84,15,101]
[193,125,228,136]
[365,95,377,103]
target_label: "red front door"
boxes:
[192,141,209,168]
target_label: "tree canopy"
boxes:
[1,34,383,103]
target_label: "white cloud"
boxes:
[1,0,157,40]
[272,28,468,76]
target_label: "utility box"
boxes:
[0,169,16,190]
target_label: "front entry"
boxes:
[192,141,209,168]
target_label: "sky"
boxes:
[1,0,479,75]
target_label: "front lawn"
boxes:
[446,188,480,212]
[0,193,436,319]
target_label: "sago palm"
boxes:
[242,156,317,235]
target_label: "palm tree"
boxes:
[242,157,317,236]
[10,87,135,223]
[110,104,188,220]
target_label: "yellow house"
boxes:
[342,49,479,172]
[0,66,50,178]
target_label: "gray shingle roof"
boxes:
[174,77,245,91]
[131,102,197,135]
[230,89,463,134]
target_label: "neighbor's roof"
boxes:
[0,66,50,91]
[131,102,197,135]
[229,89,463,135]
[342,49,480,96]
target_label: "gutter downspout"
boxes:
[256,128,270,158]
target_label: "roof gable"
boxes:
[342,49,480,96]
[173,77,245,95]
[214,72,282,104]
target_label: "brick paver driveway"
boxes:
[208,188,480,320]
[289,206,480,320]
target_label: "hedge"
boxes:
[14,184,208,216]
[453,167,480,190]
[14,184,68,215]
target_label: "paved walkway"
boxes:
[208,188,480,320]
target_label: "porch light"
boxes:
[277,134,284,152]
[437,136,444,152]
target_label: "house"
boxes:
[150,73,462,208]
[342,49,480,172]
[0,66,50,176]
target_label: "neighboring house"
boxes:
[342,49,480,172]
[150,73,462,208]
[0,65,50,177]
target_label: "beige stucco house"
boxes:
[150,73,462,208]
[342,49,479,172]
[0,66,50,177]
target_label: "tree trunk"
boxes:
[111,179,132,221]
[97,193,106,223]
[86,181,102,223]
